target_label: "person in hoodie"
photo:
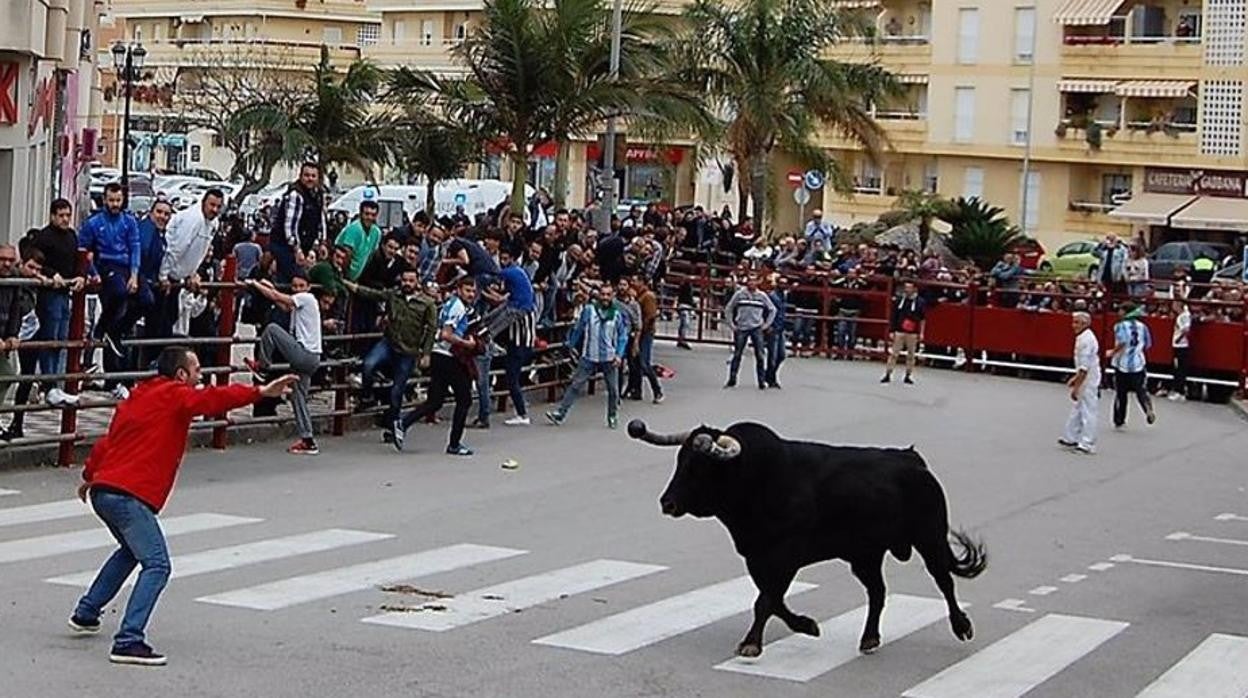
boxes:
[69,347,296,666]
[77,182,141,382]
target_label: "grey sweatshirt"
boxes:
[724,288,776,332]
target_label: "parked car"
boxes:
[1010,239,1046,270]
[1148,241,1231,280]
[1040,240,1101,279]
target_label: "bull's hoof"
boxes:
[952,613,974,642]
[736,642,762,658]
[859,636,881,654]
[789,615,820,637]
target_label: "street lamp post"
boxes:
[111,41,146,210]
[595,0,624,234]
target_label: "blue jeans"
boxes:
[834,314,859,352]
[539,284,559,328]
[791,316,814,347]
[504,345,534,417]
[556,358,619,419]
[74,489,171,648]
[765,328,785,385]
[35,290,72,383]
[677,306,693,343]
[728,327,766,386]
[361,338,417,424]
[475,344,494,423]
[637,333,662,398]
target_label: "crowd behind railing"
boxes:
[4,167,1247,464]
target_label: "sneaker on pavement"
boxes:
[607,415,619,430]
[504,415,531,426]
[1146,410,1157,425]
[903,375,915,385]
[391,419,406,451]
[1074,444,1096,455]
[723,380,736,389]
[381,430,394,444]
[109,642,166,666]
[1057,439,1077,449]
[45,388,79,407]
[111,384,130,402]
[67,615,100,634]
[467,419,490,430]
[287,440,320,456]
[544,410,565,426]
[1168,393,1186,402]
[879,375,891,384]
[653,394,665,405]
[446,444,473,457]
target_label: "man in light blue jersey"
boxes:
[1107,303,1155,429]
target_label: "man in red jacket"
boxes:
[69,346,295,666]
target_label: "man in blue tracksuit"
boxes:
[545,283,630,429]
[78,183,141,383]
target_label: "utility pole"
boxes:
[596,0,624,234]
[1018,13,1038,237]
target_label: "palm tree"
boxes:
[944,197,1026,270]
[672,0,901,228]
[891,190,953,253]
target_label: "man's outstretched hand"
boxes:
[259,375,300,399]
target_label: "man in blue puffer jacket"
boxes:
[78,182,141,395]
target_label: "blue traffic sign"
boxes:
[804,170,825,191]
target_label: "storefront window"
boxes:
[625,163,674,205]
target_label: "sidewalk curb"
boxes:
[1228,399,1248,424]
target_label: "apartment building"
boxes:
[103,0,380,177]
[2,0,106,238]
[811,0,1248,251]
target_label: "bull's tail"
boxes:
[947,529,987,579]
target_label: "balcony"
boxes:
[826,36,932,75]
[1065,202,1131,236]
[1055,119,1198,165]
[113,0,376,19]
[820,115,927,153]
[828,191,900,224]
[364,38,465,73]
[135,38,362,70]
[1061,7,1203,78]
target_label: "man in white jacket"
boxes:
[160,190,223,288]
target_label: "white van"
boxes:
[328,179,536,225]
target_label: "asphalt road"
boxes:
[2,347,1247,698]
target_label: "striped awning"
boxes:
[1115,80,1196,98]
[1053,0,1127,26]
[1057,79,1118,93]
[897,74,929,84]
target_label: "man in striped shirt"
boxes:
[1108,303,1155,429]
[546,283,630,429]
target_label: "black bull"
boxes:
[628,419,987,657]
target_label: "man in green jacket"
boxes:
[334,200,383,282]
[343,268,438,437]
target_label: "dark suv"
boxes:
[1149,241,1230,280]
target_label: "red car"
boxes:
[1011,239,1046,270]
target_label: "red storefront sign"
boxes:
[27,75,55,137]
[1144,167,1248,199]
[0,63,18,125]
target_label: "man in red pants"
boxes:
[69,346,296,666]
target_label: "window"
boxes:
[421,20,435,46]
[1021,170,1041,232]
[1058,242,1087,257]
[323,26,343,45]
[132,24,142,42]
[153,22,164,41]
[954,87,976,142]
[393,20,406,42]
[963,166,984,198]
[923,162,939,193]
[1010,88,1031,146]
[958,8,980,65]
[856,162,882,193]
[357,24,380,47]
[1014,7,1035,63]
[1100,173,1132,206]
[454,23,467,41]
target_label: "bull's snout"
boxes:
[659,497,684,518]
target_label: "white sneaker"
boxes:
[1167,393,1185,402]
[45,388,79,407]
[504,415,531,426]
[111,385,130,401]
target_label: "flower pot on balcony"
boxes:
[1055,122,1069,138]
[1085,121,1103,150]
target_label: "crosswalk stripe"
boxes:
[1135,634,1248,698]
[532,576,817,656]
[0,499,89,528]
[362,559,668,632]
[45,529,395,588]
[0,489,19,497]
[902,614,1129,698]
[196,543,527,611]
[715,594,951,682]
[0,513,261,564]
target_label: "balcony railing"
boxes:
[875,110,926,121]
[852,178,884,195]
[1069,200,1117,214]
[1064,15,1202,45]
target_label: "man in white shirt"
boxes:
[1060,311,1100,455]
[1166,300,1192,401]
[804,209,834,250]
[160,190,223,287]
[242,271,332,456]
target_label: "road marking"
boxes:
[714,594,950,682]
[532,576,816,656]
[1060,574,1087,583]
[0,499,89,528]
[1028,586,1058,596]
[992,599,1035,613]
[0,489,19,497]
[1111,554,1248,578]
[1135,634,1248,698]
[0,513,261,564]
[362,559,667,632]
[1166,531,1248,547]
[902,614,1129,698]
[46,529,394,588]
[1214,513,1248,523]
[197,543,526,610]
[1088,562,1115,572]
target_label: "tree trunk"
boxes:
[426,176,437,219]
[509,150,529,211]
[750,153,768,231]
[735,157,750,221]
[552,140,571,208]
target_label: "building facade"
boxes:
[809,0,1248,250]
[2,0,106,240]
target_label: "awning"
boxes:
[1057,79,1118,93]
[1170,196,1248,232]
[1108,192,1197,225]
[1053,0,1127,26]
[1115,80,1196,98]
[897,74,929,84]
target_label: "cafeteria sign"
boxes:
[1144,167,1248,199]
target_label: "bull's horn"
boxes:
[692,433,742,460]
[627,420,690,446]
